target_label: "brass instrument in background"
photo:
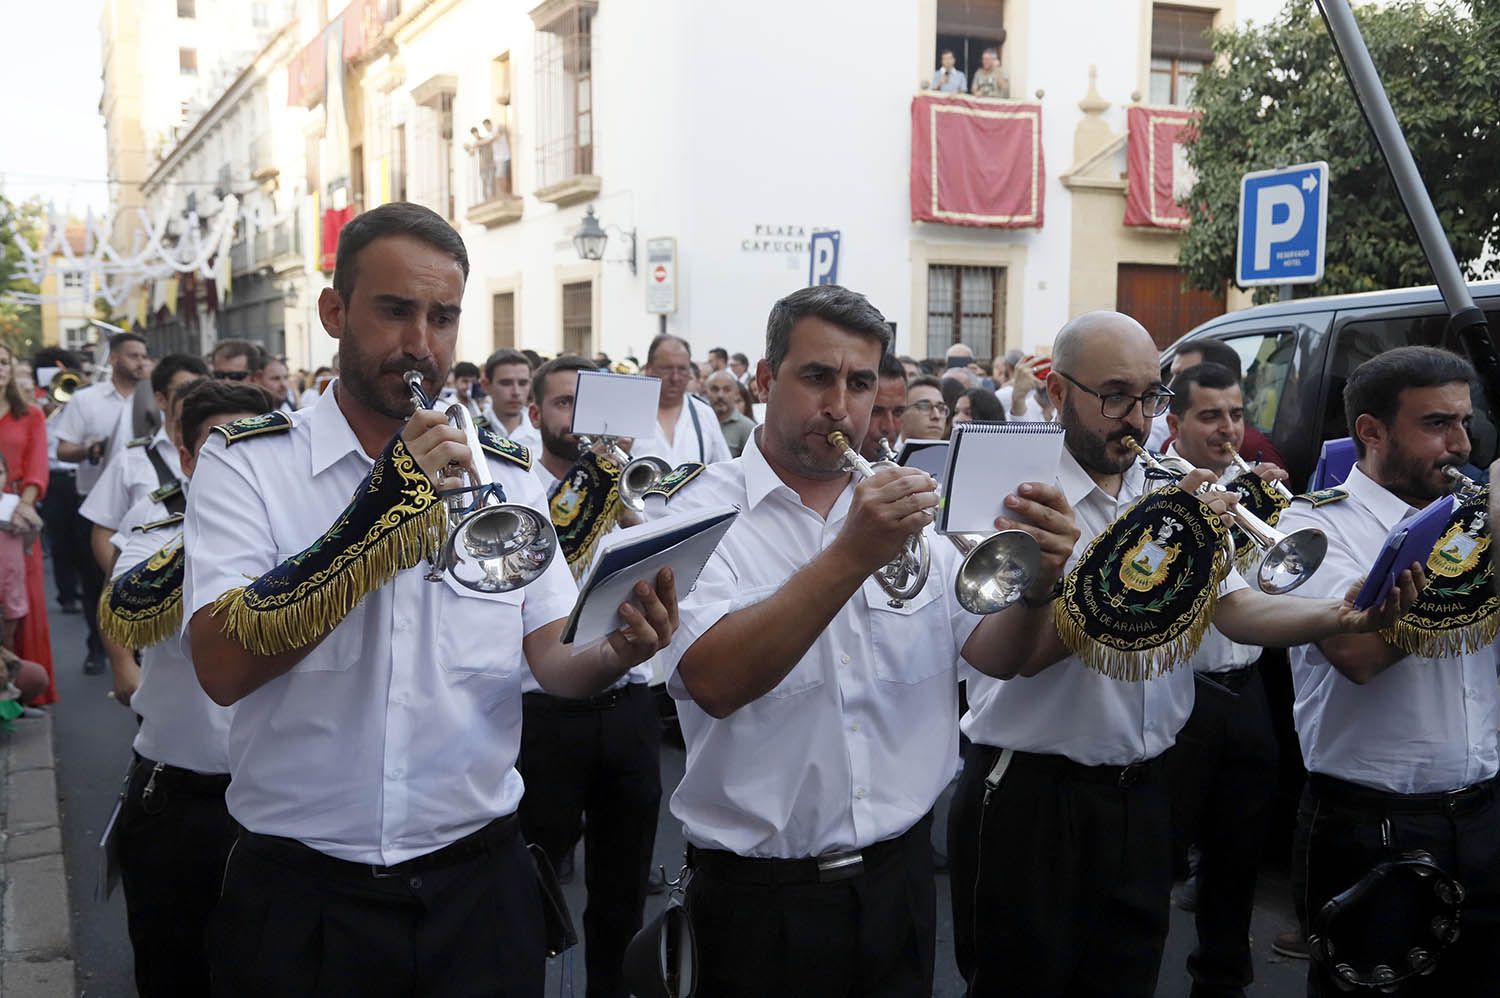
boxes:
[48,370,83,407]
[1222,442,1295,502]
[1444,464,1484,499]
[405,371,558,593]
[1124,437,1327,595]
[829,431,931,604]
[577,436,672,513]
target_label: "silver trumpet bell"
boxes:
[872,439,1040,613]
[406,371,559,593]
[831,432,930,603]
[578,435,673,513]
[1124,437,1326,595]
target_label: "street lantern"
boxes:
[571,205,637,274]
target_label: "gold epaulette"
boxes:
[1294,486,1349,507]
[125,435,153,449]
[643,463,706,501]
[149,481,183,504]
[213,410,292,446]
[133,513,184,533]
[475,423,532,471]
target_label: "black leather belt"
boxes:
[1309,772,1497,817]
[238,812,519,881]
[524,682,644,711]
[133,752,230,796]
[986,746,1165,789]
[687,815,928,886]
[1195,665,1257,694]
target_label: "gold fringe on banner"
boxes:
[1380,611,1499,659]
[98,581,183,650]
[98,540,185,650]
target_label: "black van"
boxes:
[1162,281,1500,489]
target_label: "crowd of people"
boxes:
[4,200,1496,998]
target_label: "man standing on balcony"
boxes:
[971,47,1009,98]
[633,335,731,467]
[931,49,967,93]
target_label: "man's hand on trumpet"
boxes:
[403,407,475,493]
[835,466,940,574]
[992,482,1079,602]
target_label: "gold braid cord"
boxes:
[208,436,447,655]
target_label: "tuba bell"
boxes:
[406,371,559,593]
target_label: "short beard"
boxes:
[1385,440,1461,504]
[540,421,581,463]
[338,326,432,420]
[767,422,846,481]
[1062,395,1138,476]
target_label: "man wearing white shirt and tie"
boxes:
[1160,360,1290,998]
[1278,346,1499,998]
[633,335,731,467]
[658,285,1085,997]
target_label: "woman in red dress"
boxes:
[0,344,55,704]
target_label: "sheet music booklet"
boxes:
[939,421,1064,534]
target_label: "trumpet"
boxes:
[1222,443,1294,502]
[577,435,672,513]
[1124,437,1327,595]
[1443,464,1484,498]
[829,431,931,603]
[406,371,559,593]
[48,370,83,407]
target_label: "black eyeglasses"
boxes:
[212,370,250,382]
[910,399,949,417]
[1056,371,1173,419]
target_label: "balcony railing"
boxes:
[465,140,522,228]
[229,219,302,275]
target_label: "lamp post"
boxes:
[571,205,636,275]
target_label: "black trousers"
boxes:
[685,814,937,998]
[210,815,545,997]
[67,507,103,658]
[1296,776,1500,997]
[117,755,235,998]
[516,682,661,998]
[949,744,1173,998]
[1166,667,1280,998]
[40,469,79,604]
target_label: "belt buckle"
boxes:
[1117,764,1144,789]
[369,863,401,879]
[816,850,863,882]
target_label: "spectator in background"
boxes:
[705,370,755,458]
[251,353,295,412]
[635,334,732,466]
[901,375,948,441]
[1147,339,1286,468]
[485,118,512,195]
[0,344,52,703]
[479,348,541,451]
[729,352,751,384]
[919,357,944,377]
[445,361,483,418]
[300,366,334,408]
[521,348,544,370]
[686,361,704,398]
[707,347,729,374]
[35,347,82,616]
[971,47,1009,98]
[861,352,910,463]
[208,339,261,381]
[593,352,612,370]
[1000,358,1057,422]
[953,387,1006,426]
[931,49,967,93]
[734,380,757,421]
[995,350,1022,388]
[899,355,922,381]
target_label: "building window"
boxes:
[62,271,85,291]
[469,53,515,204]
[1150,5,1214,106]
[492,292,516,350]
[927,265,1005,358]
[533,1,596,188]
[177,0,195,17]
[392,122,407,202]
[179,48,198,76]
[561,280,593,356]
[935,0,1006,91]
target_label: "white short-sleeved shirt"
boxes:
[660,429,981,858]
[183,388,580,865]
[1279,464,1499,794]
[52,381,133,493]
[1166,445,1263,675]
[79,429,181,533]
[962,447,1248,765]
[632,395,732,467]
[482,401,543,454]
[112,511,232,775]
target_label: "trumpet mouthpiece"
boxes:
[827,431,851,450]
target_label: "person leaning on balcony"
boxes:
[971,47,1009,98]
[930,49,967,93]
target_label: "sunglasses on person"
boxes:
[212,370,251,381]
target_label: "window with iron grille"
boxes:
[561,281,593,357]
[532,1,596,189]
[492,292,516,350]
[926,265,1005,358]
[412,92,456,218]
[1150,5,1215,106]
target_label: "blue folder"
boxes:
[1351,494,1455,610]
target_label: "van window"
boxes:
[1327,313,1497,470]
[1220,330,1297,436]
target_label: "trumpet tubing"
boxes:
[1222,443,1294,502]
[827,430,931,603]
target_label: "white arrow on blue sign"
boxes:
[1235,161,1329,287]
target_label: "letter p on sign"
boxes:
[808,230,841,286]
[1236,162,1328,287]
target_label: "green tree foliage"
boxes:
[0,195,47,357]
[1181,1,1500,298]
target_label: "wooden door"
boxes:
[1116,264,1225,350]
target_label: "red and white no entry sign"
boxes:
[653,265,667,282]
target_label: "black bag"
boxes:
[527,843,578,957]
[623,867,697,998]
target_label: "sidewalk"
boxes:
[0,712,77,997]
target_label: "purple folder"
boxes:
[1352,494,1456,610]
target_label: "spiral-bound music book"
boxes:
[939,421,1065,534]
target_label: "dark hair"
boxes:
[736,381,756,420]
[332,202,470,304]
[250,350,285,374]
[452,361,480,380]
[532,354,600,405]
[764,285,891,376]
[907,374,943,394]
[1176,338,1242,379]
[151,353,210,395]
[919,358,943,376]
[33,346,81,371]
[940,376,966,412]
[1167,362,1239,418]
[520,349,543,370]
[940,48,955,58]
[645,334,692,367]
[878,352,907,381]
[209,339,262,367]
[483,348,531,382]
[962,387,1007,422]
[730,352,749,366]
[708,347,728,362]
[1343,346,1476,457]
[177,380,274,454]
[109,332,146,354]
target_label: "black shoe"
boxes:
[82,654,105,675]
[1272,929,1309,960]
[556,850,576,885]
[58,600,80,614]
[646,866,667,896]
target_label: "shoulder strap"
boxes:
[213,410,293,445]
[142,446,186,516]
[687,397,705,463]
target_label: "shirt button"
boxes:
[394,692,408,705]
[408,876,423,890]
[849,722,861,733]
[854,787,868,800]
[389,768,404,780]
[396,618,411,632]
[840,654,851,665]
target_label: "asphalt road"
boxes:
[43,581,1309,996]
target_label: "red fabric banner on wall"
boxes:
[910,95,1045,229]
[320,205,356,273]
[1124,106,1199,230]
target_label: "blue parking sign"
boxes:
[1236,162,1328,287]
[809,230,841,286]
